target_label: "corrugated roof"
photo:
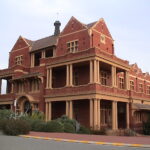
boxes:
[31,35,58,52]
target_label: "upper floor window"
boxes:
[130,80,135,91]
[45,48,53,58]
[139,83,143,93]
[67,40,78,53]
[34,52,41,66]
[101,71,108,85]
[15,55,23,65]
[100,34,106,44]
[147,86,150,95]
[119,77,124,89]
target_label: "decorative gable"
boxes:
[11,36,29,51]
[60,16,87,36]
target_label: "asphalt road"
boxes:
[0,134,148,150]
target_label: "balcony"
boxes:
[130,91,150,100]
[0,93,15,102]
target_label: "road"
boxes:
[0,134,148,150]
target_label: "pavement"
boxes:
[0,134,148,150]
[19,131,150,148]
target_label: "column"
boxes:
[66,65,70,86]
[69,101,73,119]
[42,51,45,58]
[90,60,93,83]
[0,79,2,94]
[125,71,129,90]
[45,102,48,121]
[93,60,97,83]
[112,101,118,130]
[126,102,130,129]
[111,66,117,87]
[31,53,35,67]
[66,101,69,117]
[69,64,73,86]
[90,99,94,129]
[46,68,52,89]
[48,102,52,121]
[97,99,101,130]
[97,60,100,83]
[94,98,98,130]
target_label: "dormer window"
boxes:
[100,34,105,44]
[45,48,53,58]
[67,40,78,53]
[15,55,23,65]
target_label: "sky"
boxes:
[0,0,150,74]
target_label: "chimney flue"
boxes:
[54,20,61,36]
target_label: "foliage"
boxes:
[29,110,45,121]
[30,120,46,132]
[3,119,31,136]
[0,109,14,120]
[0,119,7,130]
[77,125,91,134]
[45,120,64,132]
[64,122,76,133]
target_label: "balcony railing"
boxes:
[0,93,15,101]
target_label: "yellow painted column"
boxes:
[94,60,97,83]
[42,51,45,58]
[90,60,93,83]
[111,66,117,87]
[48,102,52,121]
[49,68,52,89]
[66,101,69,117]
[97,60,100,83]
[45,102,48,121]
[126,102,130,129]
[90,99,94,129]
[125,71,129,90]
[94,99,98,130]
[70,64,73,86]
[66,65,70,86]
[31,53,35,67]
[97,99,101,130]
[46,69,50,88]
[112,101,118,130]
[69,101,73,119]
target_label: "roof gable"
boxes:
[11,36,30,51]
[60,16,87,36]
[92,19,113,39]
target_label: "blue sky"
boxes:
[0,0,150,73]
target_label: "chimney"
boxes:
[54,20,61,36]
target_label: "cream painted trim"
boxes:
[59,29,87,38]
[40,63,45,66]
[10,46,29,53]
[21,36,30,47]
[0,101,13,105]
[93,29,113,40]
[14,69,28,74]
[90,18,104,30]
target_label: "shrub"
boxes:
[31,120,46,132]
[3,119,31,136]
[30,111,45,121]
[0,119,7,130]
[0,109,14,120]
[77,125,91,134]
[124,129,136,136]
[64,122,76,133]
[45,120,64,132]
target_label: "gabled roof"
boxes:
[24,38,34,46]
[31,35,58,52]
[86,21,97,28]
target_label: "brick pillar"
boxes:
[126,102,130,129]
[112,101,118,130]
[111,66,117,87]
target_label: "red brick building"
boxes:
[0,16,150,131]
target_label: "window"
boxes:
[134,111,142,123]
[139,83,143,93]
[15,55,23,65]
[67,40,78,53]
[119,77,124,89]
[101,71,108,85]
[30,79,40,92]
[34,52,41,66]
[100,34,106,44]
[147,86,150,95]
[73,71,79,86]
[130,80,135,91]
[45,48,53,58]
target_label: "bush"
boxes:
[30,120,46,132]
[0,109,14,120]
[3,119,31,136]
[0,119,7,130]
[45,120,64,132]
[77,125,91,134]
[64,122,76,133]
[123,129,136,136]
